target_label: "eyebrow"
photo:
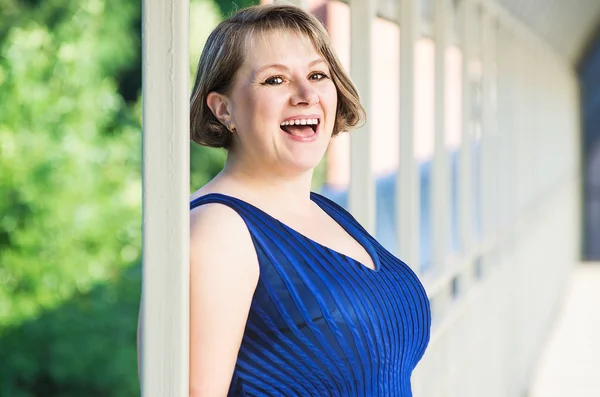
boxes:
[255,58,328,75]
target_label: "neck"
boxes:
[219,152,316,216]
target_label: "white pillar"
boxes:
[480,10,496,243]
[349,0,376,234]
[141,0,189,395]
[397,0,420,270]
[432,0,450,270]
[496,22,512,233]
[524,43,535,208]
[514,40,526,215]
[532,48,541,195]
[504,28,517,228]
[516,40,532,215]
[458,0,473,255]
[509,30,520,225]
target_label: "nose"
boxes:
[290,80,319,106]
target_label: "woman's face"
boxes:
[226,30,338,175]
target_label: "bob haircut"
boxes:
[190,3,366,149]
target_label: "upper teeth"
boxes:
[280,118,319,126]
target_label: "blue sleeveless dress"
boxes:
[190,192,431,397]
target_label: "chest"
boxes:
[249,234,431,362]
[276,208,377,271]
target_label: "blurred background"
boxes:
[1,0,599,396]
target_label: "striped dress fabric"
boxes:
[190,192,431,397]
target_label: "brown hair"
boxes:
[190,3,365,149]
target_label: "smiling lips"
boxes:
[280,116,320,139]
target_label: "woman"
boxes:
[189,3,430,396]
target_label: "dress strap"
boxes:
[189,193,271,238]
[190,193,248,212]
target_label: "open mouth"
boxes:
[280,118,319,138]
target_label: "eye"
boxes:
[262,76,284,85]
[309,72,329,81]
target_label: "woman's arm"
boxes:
[189,203,260,397]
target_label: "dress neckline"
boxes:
[190,192,381,273]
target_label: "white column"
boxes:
[490,16,499,240]
[432,0,450,270]
[517,40,531,215]
[480,10,496,242]
[496,22,511,232]
[510,31,521,225]
[538,50,549,192]
[504,28,517,227]
[141,0,189,395]
[524,43,535,208]
[397,0,420,270]
[514,40,526,215]
[493,20,503,233]
[349,0,376,234]
[532,48,541,195]
[458,0,473,255]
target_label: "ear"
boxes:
[206,91,233,127]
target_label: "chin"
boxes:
[283,154,324,174]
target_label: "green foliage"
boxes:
[0,0,143,395]
[212,0,258,18]
[0,0,141,326]
[0,266,142,397]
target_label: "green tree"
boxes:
[0,0,143,394]
[0,0,141,328]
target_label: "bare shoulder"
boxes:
[190,200,259,280]
[189,178,259,277]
